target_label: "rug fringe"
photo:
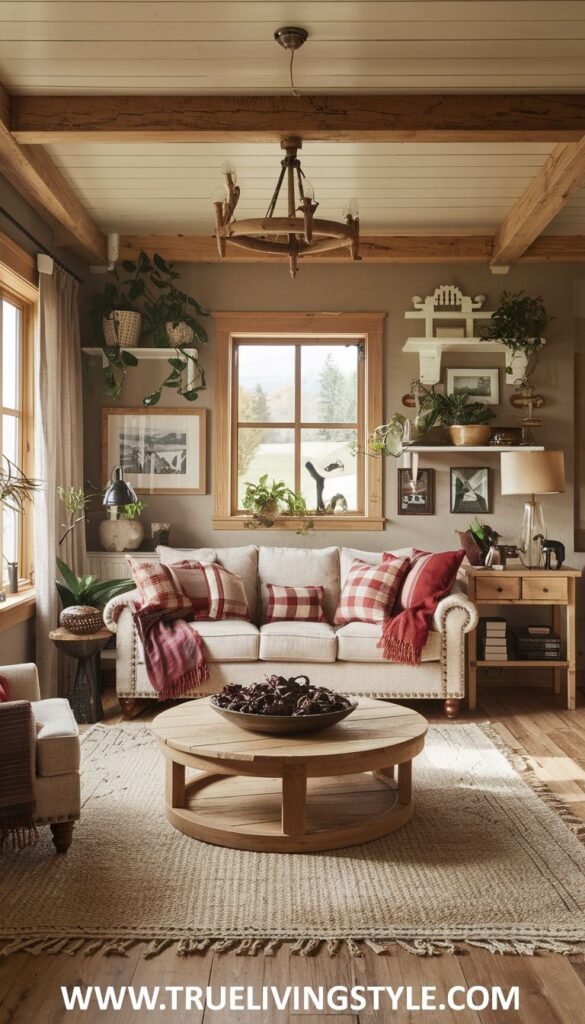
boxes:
[1,933,584,959]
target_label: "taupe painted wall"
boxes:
[84,261,583,568]
[0,618,35,666]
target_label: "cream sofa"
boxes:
[104,545,478,718]
[0,663,80,853]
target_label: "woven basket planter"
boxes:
[59,605,104,635]
[103,310,142,348]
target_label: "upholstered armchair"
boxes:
[0,663,80,853]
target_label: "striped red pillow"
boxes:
[334,557,410,626]
[384,548,465,610]
[0,674,11,702]
[202,563,249,621]
[264,584,326,624]
[127,558,191,613]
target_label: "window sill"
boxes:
[212,515,385,532]
[0,589,36,632]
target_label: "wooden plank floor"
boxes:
[2,682,585,1024]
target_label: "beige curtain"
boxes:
[35,266,86,697]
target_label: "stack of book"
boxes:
[479,617,509,661]
[515,626,561,661]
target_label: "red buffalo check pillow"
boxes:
[202,563,250,621]
[264,583,326,624]
[334,556,410,626]
[127,558,191,613]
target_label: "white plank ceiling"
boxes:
[48,141,557,234]
[1,2,584,236]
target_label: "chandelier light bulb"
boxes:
[303,177,315,201]
[221,160,238,183]
[344,197,359,219]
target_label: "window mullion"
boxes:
[294,343,301,494]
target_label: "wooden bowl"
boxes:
[209,698,359,735]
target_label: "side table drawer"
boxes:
[522,576,568,602]
[475,576,521,600]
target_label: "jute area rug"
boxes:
[2,722,585,960]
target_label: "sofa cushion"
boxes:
[258,546,340,623]
[387,548,465,610]
[340,547,415,586]
[193,620,259,662]
[202,562,250,620]
[32,698,80,777]
[127,558,191,613]
[259,622,337,663]
[336,622,441,663]
[334,557,410,625]
[168,560,210,614]
[157,545,216,566]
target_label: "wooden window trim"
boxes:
[0,232,38,589]
[0,588,36,633]
[212,312,384,531]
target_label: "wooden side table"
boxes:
[49,627,112,723]
[465,567,581,711]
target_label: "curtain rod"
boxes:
[0,205,83,284]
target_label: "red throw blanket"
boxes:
[0,698,38,849]
[378,590,449,666]
[132,605,209,700]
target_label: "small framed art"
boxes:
[101,407,207,495]
[450,467,490,514]
[397,468,435,515]
[446,368,499,405]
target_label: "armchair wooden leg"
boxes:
[50,822,74,854]
[444,698,461,719]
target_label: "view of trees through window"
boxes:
[236,341,361,512]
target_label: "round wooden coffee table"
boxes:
[152,697,427,853]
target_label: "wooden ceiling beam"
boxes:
[491,139,585,266]
[119,234,585,265]
[0,83,107,262]
[10,94,585,144]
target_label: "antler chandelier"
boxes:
[212,136,360,278]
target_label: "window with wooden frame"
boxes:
[0,238,36,591]
[213,313,384,530]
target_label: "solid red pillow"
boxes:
[334,557,410,626]
[264,584,326,624]
[0,674,10,702]
[384,548,465,610]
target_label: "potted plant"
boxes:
[89,280,140,398]
[479,290,553,378]
[56,558,135,611]
[242,475,314,533]
[98,499,147,553]
[0,456,41,591]
[437,392,495,447]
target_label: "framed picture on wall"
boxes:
[446,368,499,405]
[450,467,490,514]
[397,468,435,515]
[101,407,207,494]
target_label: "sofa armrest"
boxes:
[0,663,41,702]
[103,589,140,634]
[432,591,478,635]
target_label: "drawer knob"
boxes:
[497,585,503,593]
[543,586,549,593]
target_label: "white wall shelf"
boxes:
[82,347,200,391]
[401,337,530,385]
[402,444,544,453]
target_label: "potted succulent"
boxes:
[242,475,314,533]
[479,290,553,378]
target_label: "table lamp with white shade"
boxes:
[500,450,565,568]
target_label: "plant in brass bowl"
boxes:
[210,675,358,735]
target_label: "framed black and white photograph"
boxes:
[102,407,206,494]
[397,468,435,515]
[450,467,490,514]
[446,368,499,405]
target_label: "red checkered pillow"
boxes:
[127,558,191,613]
[264,584,326,624]
[384,548,465,610]
[202,563,249,621]
[334,556,410,626]
[169,560,210,617]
